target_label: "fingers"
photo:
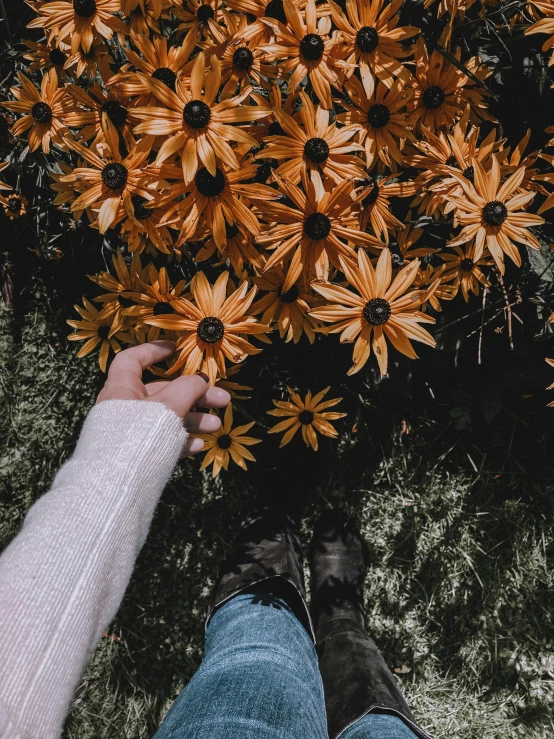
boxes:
[145,381,230,409]
[183,411,221,434]
[145,373,231,419]
[180,436,205,458]
[98,341,176,403]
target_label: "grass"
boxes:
[1,277,554,739]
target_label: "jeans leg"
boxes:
[340,713,421,739]
[153,589,328,739]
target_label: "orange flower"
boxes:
[133,51,270,183]
[310,248,435,376]
[4,69,69,154]
[261,0,340,110]
[144,270,271,383]
[197,404,261,477]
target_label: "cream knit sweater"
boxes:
[0,399,188,739]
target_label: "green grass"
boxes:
[1,281,554,739]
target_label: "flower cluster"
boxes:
[3,0,554,472]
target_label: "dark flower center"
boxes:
[362,180,379,206]
[460,258,474,271]
[102,100,128,127]
[131,194,152,220]
[97,324,110,339]
[217,434,232,449]
[300,33,324,62]
[278,284,299,303]
[463,165,474,182]
[153,301,175,315]
[151,67,177,91]
[304,137,329,163]
[118,294,135,308]
[101,162,128,190]
[31,102,53,124]
[363,297,391,325]
[7,197,22,212]
[356,26,379,53]
[367,103,390,129]
[422,85,446,110]
[482,200,507,227]
[445,155,458,167]
[265,0,286,24]
[225,222,239,238]
[299,409,314,424]
[196,3,214,22]
[195,167,226,197]
[304,212,331,240]
[233,47,254,71]
[183,99,211,129]
[197,316,225,343]
[268,121,285,136]
[49,48,67,66]
[73,0,96,17]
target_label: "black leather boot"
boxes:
[310,511,432,739]
[206,505,315,642]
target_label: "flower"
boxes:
[407,39,492,131]
[59,135,157,233]
[328,0,418,97]
[118,196,176,255]
[251,260,319,343]
[195,222,265,276]
[257,172,382,291]
[4,69,69,154]
[23,39,71,77]
[197,404,261,476]
[27,0,126,55]
[63,82,137,151]
[336,77,411,171]
[121,0,164,35]
[216,26,277,98]
[67,296,127,372]
[310,248,436,376]
[267,386,346,450]
[261,0,340,110]
[63,35,115,82]
[412,264,454,312]
[144,270,271,383]
[256,90,365,200]
[440,244,492,301]
[448,155,545,273]
[89,249,145,321]
[2,194,28,220]
[133,51,270,183]
[169,0,228,43]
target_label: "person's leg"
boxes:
[310,512,432,739]
[153,585,327,739]
[340,713,420,739]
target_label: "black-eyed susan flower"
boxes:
[440,244,493,301]
[310,248,436,376]
[2,194,28,220]
[267,386,346,450]
[27,0,126,55]
[133,51,270,183]
[63,35,115,82]
[121,0,164,35]
[4,69,69,154]
[89,249,145,321]
[216,23,278,98]
[257,171,383,291]
[328,0,418,97]
[59,135,157,233]
[197,404,261,477]
[355,175,417,243]
[256,91,365,200]
[448,155,544,273]
[144,270,270,383]
[67,297,127,372]
[169,0,228,43]
[261,0,340,110]
[251,260,319,343]
[336,77,412,171]
[23,39,71,78]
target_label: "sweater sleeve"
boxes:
[0,399,188,739]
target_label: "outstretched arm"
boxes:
[0,341,230,739]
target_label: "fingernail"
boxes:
[196,371,210,383]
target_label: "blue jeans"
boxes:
[153,590,418,739]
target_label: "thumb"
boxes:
[144,373,210,419]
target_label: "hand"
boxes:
[96,341,230,457]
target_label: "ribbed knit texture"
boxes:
[0,399,188,739]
